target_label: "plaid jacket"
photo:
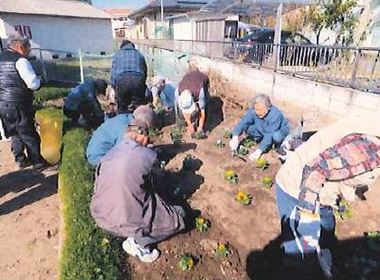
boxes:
[298,133,380,212]
[110,44,147,86]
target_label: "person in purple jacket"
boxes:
[229,94,290,161]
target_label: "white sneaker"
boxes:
[122,237,160,263]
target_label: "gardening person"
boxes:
[175,69,209,135]
[0,34,49,170]
[110,40,148,113]
[86,105,154,166]
[90,111,186,263]
[150,75,176,111]
[229,94,290,161]
[274,113,380,277]
[63,79,107,129]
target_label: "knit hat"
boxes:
[132,105,154,128]
[178,90,197,115]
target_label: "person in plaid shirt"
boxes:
[111,40,147,113]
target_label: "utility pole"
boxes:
[161,0,164,24]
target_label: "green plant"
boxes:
[235,191,252,205]
[191,131,206,139]
[170,126,183,144]
[214,242,231,258]
[240,137,256,149]
[59,126,124,280]
[236,145,250,156]
[223,129,232,139]
[256,158,269,170]
[215,139,225,148]
[34,87,69,107]
[364,231,380,251]
[178,255,194,271]
[333,199,353,220]
[224,169,239,184]
[195,216,210,233]
[261,176,273,188]
[148,127,162,137]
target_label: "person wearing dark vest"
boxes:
[0,34,48,170]
[110,40,148,114]
[175,69,209,135]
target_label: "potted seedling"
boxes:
[182,154,195,170]
[261,176,273,188]
[195,216,211,233]
[224,169,239,184]
[364,231,380,251]
[178,255,194,271]
[223,129,232,139]
[235,191,252,205]
[170,127,183,145]
[215,139,225,148]
[256,158,269,170]
[214,242,231,258]
[333,199,353,220]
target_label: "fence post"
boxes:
[39,48,48,82]
[351,49,360,88]
[79,48,84,83]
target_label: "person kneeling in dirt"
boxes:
[229,94,290,161]
[90,111,186,263]
[86,105,154,166]
[150,75,176,112]
[175,69,209,136]
[63,79,107,129]
[274,113,380,278]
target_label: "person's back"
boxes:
[178,70,208,101]
[64,80,95,111]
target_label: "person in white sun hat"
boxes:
[175,69,209,135]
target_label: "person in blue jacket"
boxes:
[229,94,290,161]
[86,105,154,166]
[63,79,107,129]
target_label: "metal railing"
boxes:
[135,39,380,94]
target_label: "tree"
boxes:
[304,0,358,45]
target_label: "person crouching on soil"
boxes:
[229,94,290,161]
[63,79,107,129]
[90,106,187,262]
[274,113,380,278]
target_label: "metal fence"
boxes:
[135,39,380,94]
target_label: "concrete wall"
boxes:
[0,13,113,54]
[192,55,380,118]
[173,17,192,40]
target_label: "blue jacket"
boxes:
[86,114,133,166]
[64,80,100,111]
[233,106,290,151]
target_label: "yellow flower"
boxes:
[218,243,226,251]
[224,169,235,177]
[187,258,194,268]
[236,191,247,201]
[197,217,205,225]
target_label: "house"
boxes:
[128,0,209,39]
[104,8,136,39]
[0,0,113,56]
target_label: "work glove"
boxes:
[248,149,262,161]
[229,135,239,151]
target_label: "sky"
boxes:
[92,0,149,9]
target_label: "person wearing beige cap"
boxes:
[175,69,209,134]
[86,105,154,166]
[90,105,186,263]
[150,75,176,111]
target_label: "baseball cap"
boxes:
[178,90,197,115]
[132,105,155,128]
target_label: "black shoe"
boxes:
[16,159,32,169]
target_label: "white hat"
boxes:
[178,90,197,115]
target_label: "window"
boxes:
[14,25,32,39]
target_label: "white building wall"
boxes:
[0,13,113,54]
[173,17,192,40]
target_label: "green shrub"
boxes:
[34,87,69,107]
[59,127,126,280]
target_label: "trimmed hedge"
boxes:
[34,87,69,107]
[59,126,125,280]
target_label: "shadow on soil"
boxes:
[246,234,380,280]
[206,96,224,133]
[0,170,57,215]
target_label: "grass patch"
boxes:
[59,126,126,280]
[34,87,69,107]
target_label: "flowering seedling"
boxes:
[178,255,194,271]
[182,154,195,170]
[223,129,232,139]
[170,127,183,144]
[240,137,256,149]
[235,191,252,205]
[261,176,273,188]
[214,242,231,258]
[195,216,210,233]
[256,158,269,170]
[215,139,225,148]
[236,145,249,156]
[224,169,239,184]
[364,231,380,251]
[333,199,353,220]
